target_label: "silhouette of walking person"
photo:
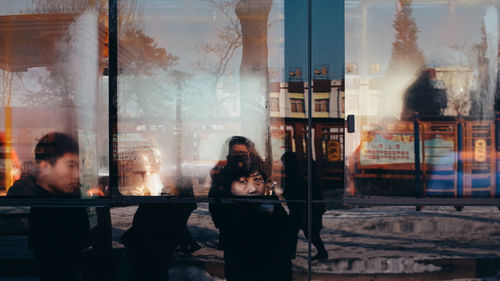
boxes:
[281,151,328,260]
[172,176,201,254]
[121,149,201,281]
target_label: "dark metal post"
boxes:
[108,0,118,199]
[414,112,421,198]
[90,1,117,279]
[307,0,313,279]
[496,112,500,197]
[102,0,118,247]
[457,116,464,198]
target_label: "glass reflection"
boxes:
[0,0,109,198]
[208,149,293,280]
[345,0,500,199]
[117,0,284,197]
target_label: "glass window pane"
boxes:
[297,0,344,270]
[116,0,286,199]
[0,1,109,199]
[116,0,304,280]
[345,0,500,202]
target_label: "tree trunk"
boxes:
[235,0,272,163]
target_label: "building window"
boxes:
[315,99,329,112]
[270,97,279,112]
[291,98,305,113]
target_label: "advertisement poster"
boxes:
[359,132,455,167]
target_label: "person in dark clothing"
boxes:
[122,203,182,281]
[210,160,293,281]
[173,176,201,254]
[7,132,89,281]
[122,174,200,280]
[281,151,328,260]
[209,136,266,241]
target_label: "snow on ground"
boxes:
[2,204,500,279]
[111,204,500,276]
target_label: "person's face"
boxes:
[230,144,249,157]
[42,153,80,194]
[229,143,250,169]
[230,171,265,196]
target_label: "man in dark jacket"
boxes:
[8,132,89,281]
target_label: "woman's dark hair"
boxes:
[217,158,268,195]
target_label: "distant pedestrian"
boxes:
[121,152,200,281]
[173,176,201,254]
[281,151,328,260]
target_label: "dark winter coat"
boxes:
[8,175,89,256]
[214,196,293,281]
[122,203,190,255]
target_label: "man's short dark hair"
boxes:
[35,132,79,166]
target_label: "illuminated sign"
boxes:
[474,139,487,162]
[327,140,341,162]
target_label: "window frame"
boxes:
[291,98,305,113]
[314,99,329,112]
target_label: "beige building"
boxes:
[268,80,345,119]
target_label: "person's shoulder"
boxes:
[6,184,29,197]
[210,161,226,178]
[7,176,49,197]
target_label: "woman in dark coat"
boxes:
[211,162,293,281]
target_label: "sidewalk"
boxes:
[111,203,500,279]
[2,203,500,280]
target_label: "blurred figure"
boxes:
[210,157,293,281]
[122,161,200,280]
[281,151,328,260]
[209,136,262,183]
[0,131,21,196]
[122,203,181,281]
[119,146,164,196]
[7,132,89,281]
[172,176,201,254]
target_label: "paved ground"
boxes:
[111,203,500,279]
[2,203,500,280]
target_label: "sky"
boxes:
[1,0,498,83]
[346,1,500,74]
[138,0,344,81]
[285,0,345,80]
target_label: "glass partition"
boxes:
[117,0,286,198]
[0,0,109,199]
[345,0,500,201]
[115,1,315,279]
